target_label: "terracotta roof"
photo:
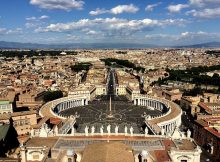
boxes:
[26,137,58,148]
[198,102,212,114]
[50,118,61,125]
[153,150,171,162]
[205,127,220,138]
[195,120,209,127]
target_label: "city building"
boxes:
[0,101,13,114]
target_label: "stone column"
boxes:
[137,99,140,105]
[81,99,84,106]
[20,145,27,162]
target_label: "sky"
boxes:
[0,0,220,46]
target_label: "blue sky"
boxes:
[1,0,220,45]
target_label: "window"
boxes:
[25,120,30,125]
[181,160,187,162]
[68,158,72,162]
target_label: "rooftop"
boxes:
[81,142,134,162]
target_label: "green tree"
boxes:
[43,90,63,102]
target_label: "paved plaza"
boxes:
[59,69,163,135]
[59,95,162,134]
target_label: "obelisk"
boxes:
[108,95,113,118]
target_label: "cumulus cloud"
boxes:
[89,8,107,16]
[110,4,139,14]
[39,15,49,20]
[25,15,49,28]
[0,28,22,35]
[89,4,139,16]
[167,4,189,13]
[6,28,23,34]
[177,31,220,43]
[86,30,97,35]
[145,2,162,12]
[35,17,188,40]
[30,0,84,11]
[187,7,220,18]
[181,31,209,37]
[26,16,37,21]
[189,0,220,7]
[186,0,220,18]
[26,15,49,21]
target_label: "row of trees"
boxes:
[116,51,127,54]
[206,50,220,56]
[70,62,92,72]
[165,65,220,86]
[0,50,78,58]
[101,58,145,72]
[183,86,220,96]
[153,65,220,95]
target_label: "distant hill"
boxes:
[175,42,220,48]
[0,41,157,49]
[1,40,220,49]
[0,41,47,49]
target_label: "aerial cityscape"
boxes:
[1,0,220,162]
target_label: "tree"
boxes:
[43,90,63,102]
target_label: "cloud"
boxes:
[35,17,188,39]
[86,30,97,35]
[89,8,107,16]
[26,15,49,21]
[145,2,162,12]
[180,31,210,37]
[25,15,49,28]
[30,0,84,11]
[189,0,220,7]
[110,4,139,14]
[6,28,23,34]
[26,16,37,21]
[167,4,189,13]
[0,28,22,35]
[89,4,139,16]
[178,31,220,43]
[39,15,49,20]
[186,7,220,18]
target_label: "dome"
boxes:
[67,149,75,156]
[141,150,149,158]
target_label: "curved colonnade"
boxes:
[39,95,89,120]
[40,94,182,136]
[134,95,182,135]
